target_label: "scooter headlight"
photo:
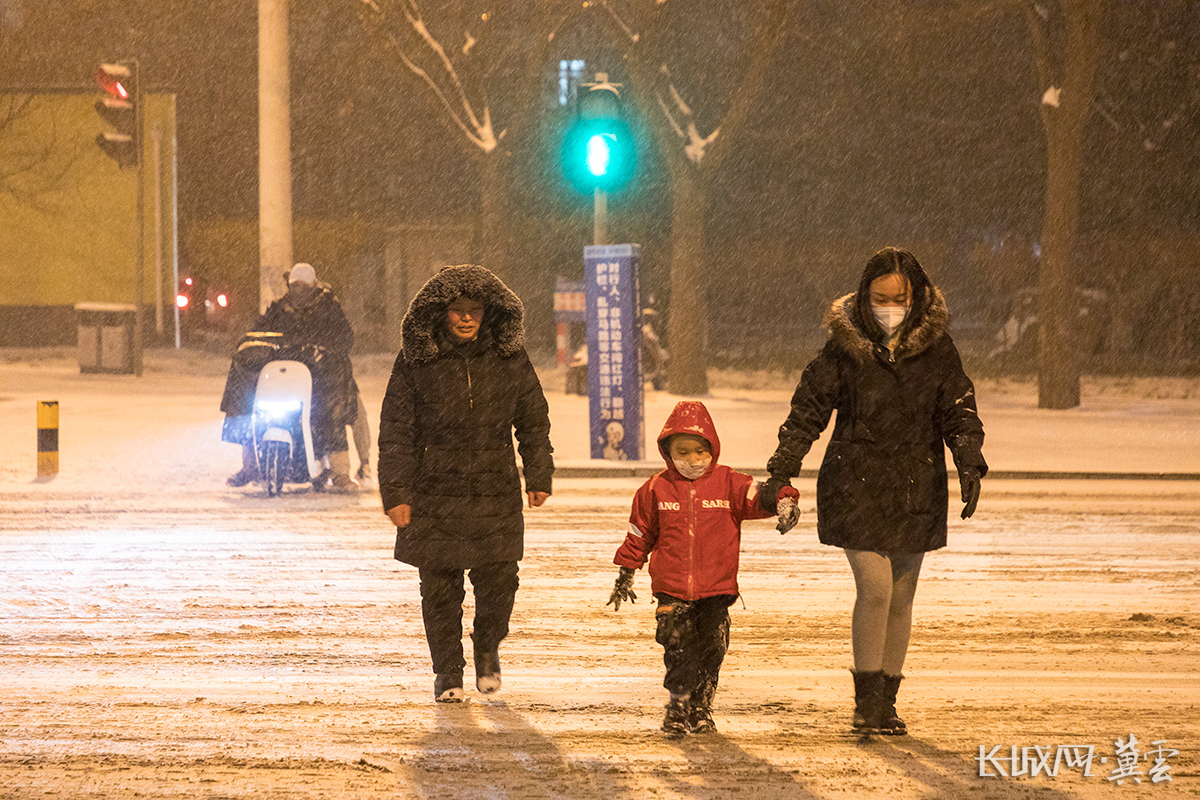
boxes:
[255,399,302,418]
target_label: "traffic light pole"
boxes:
[133,60,145,376]
[593,187,607,246]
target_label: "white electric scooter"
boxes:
[248,345,323,498]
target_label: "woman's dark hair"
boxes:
[855,246,932,339]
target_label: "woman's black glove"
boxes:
[607,567,637,610]
[959,467,981,519]
[758,475,791,514]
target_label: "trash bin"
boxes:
[75,302,137,374]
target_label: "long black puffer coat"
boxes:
[378,265,554,570]
[767,276,987,554]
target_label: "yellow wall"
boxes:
[0,91,176,306]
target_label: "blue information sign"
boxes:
[584,244,644,461]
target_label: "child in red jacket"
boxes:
[607,401,799,735]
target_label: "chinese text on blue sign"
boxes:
[584,244,644,461]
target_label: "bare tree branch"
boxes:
[356,0,497,152]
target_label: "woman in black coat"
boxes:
[762,247,986,736]
[378,265,553,703]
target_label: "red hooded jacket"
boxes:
[613,401,773,600]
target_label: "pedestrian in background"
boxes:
[378,265,554,703]
[760,246,987,735]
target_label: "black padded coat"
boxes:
[378,265,554,570]
[767,287,987,553]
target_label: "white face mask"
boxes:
[872,305,908,335]
[673,455,711,480]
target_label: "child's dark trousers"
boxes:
[654,593,735,702]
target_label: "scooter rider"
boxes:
[222,263,359,492]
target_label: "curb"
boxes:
[552,465,1200,481]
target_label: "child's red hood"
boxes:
[656,401,721,475]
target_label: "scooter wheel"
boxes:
[264,440,289,497]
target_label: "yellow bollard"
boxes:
[37,401,59,478]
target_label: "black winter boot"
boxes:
[662,693,690,736]
[434,672,464,703]
[474,645,502,695]
[878,673,907,735]
[851,669,884,733]
[688,673,718,733]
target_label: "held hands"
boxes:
[607,566,637,610]
[776,486,801,534]
[959,468,981,519]
[758,475,791,514]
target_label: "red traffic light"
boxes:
[175,294,189,309]
[94,63,131,100]
[94,62,138,169]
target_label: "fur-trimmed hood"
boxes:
[400,265,525,363]
[824,287,949,363]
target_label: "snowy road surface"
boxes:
[1,478,1198,799]
[1,352,1198,798]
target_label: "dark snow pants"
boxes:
[655,593,734,705]
[418,561,519,676]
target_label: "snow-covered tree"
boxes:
[600,0,795,395]
[352,0,566,286]
[1017,0,1103,408]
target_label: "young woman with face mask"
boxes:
[760,246,988,736]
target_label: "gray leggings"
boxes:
[844,548,924,675]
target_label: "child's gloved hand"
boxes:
[607,566,637,610]
[776,486,801,534]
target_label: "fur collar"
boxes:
[401,265,525,363]
[824,287,949,363]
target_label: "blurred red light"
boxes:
[175,295,189,309]
[94,65,131,100]
[217,294,228,308]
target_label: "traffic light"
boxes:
[94,62,139,169]
[562,74,635,193]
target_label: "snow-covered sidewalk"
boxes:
[1,349,1198,493]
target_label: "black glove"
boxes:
[758,475,790,514]
[607,567,637,610]
[959,467,981,519]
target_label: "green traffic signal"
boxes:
[563,117,634,192]
[586,133,614,177]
